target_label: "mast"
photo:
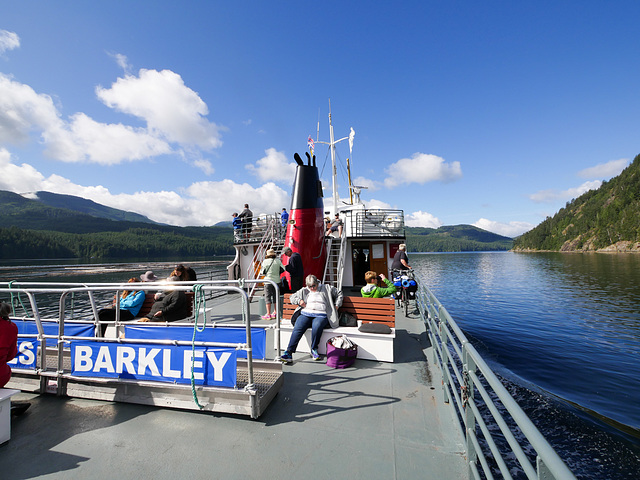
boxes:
[316,99,351,216]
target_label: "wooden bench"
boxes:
[136,291,194,319]
[280,293,396,362]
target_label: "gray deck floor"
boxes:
[0,294,467,480]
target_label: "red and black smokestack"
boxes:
[283,152,326,282]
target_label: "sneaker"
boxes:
[311,349,321,361]
[261,314,271,320]
[280,351,293,363]
[270,312,277,319]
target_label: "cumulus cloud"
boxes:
[0,66,224,169]
[405,210,443,228]
[245,148,296,184]
[0,30,19,55]
[0,73,63,145]
[472,218,534,238]
[96,69,223,150]
[384,153,462,188]
[46,112,172,164]
[351,176,381,191]
[578,158,628,179]
[0,148,288,226]
[529,180,601,203]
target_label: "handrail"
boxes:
[2,281,278,399]
[412,273,576,480]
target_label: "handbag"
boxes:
[326,335,358,368]
[339,311,358,327]
[290,308,301,326]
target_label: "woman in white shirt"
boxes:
[280,274,343,363]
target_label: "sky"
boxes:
[1,1,639,238]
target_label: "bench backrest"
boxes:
[282,293,395,328]
[137,291,194,318]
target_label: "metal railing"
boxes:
[345,208,405,238]
[413,273,576,480]
[233,212,286,245]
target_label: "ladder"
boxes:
[322,234,346,291]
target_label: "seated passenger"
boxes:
[361,271,397,298]
[174,264,197,281]
[141,276,189,322]
[97,278,146,335]
[280,274,343,363]
[0,302,18,388]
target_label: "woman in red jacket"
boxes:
[0,302,18,388]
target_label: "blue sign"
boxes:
[70,341,237,387]
[15,321,95,347]
[124,325,267,359]
[8,339,38,370]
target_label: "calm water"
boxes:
[2,253,639,478]
[412,252,640,479]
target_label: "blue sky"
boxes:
[1,1,638,237]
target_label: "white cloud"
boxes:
[0,30,19,55]
[245,148,296,184]
[350,176,381,191]
[107,52,132,75]
[46,112,172,164]
[0,73,63,145]
[529,180,602,203]
[0,68,224,167]
[96,69,223,150]
[384,153,462,188]
[473,218,534,238]
[578,158,628,179]
[0,148,288,226]
[405,210,443,228]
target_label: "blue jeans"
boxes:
[287,313,329,352]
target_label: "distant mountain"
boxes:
[29,191,157,224]
[513,153,640,252]
[0,190,234,259]
[405,225,513,252]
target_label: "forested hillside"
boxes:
[513,154,640,252]
[406,225,512,252]
[0,190,513,260]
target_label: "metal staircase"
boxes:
[322,233,346,291]
[247,217,286,299]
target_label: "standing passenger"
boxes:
[261,248,284,319]
[238,204,253,239]
[280,208,289,228]
[391,244,412,271]
[283,246,304,293]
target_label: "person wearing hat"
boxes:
[140,271,158,282]
[260,248,285,319]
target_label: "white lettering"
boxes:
[94,346,115,373]
[19,341,36,366]
[184,350,204,380]
[206,351,232,382]
[74,345,94,372]
[138,348,161,376]
[116,346,137,374]
[162,349,181,378]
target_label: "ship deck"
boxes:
[0,294,467,479]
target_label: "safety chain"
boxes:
[189,284,207,410]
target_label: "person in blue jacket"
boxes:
[280,208,289,228]
[98,277,146,335]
